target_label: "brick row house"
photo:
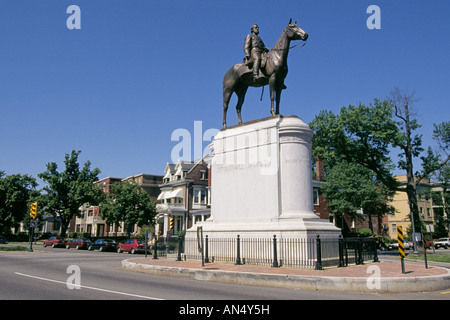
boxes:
[73,156,328,238]
[71,154,448,240]
[313,161,447,238]
[75,174,163,237]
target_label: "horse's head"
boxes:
[285,18,308,41]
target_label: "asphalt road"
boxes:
[1,245,449,304]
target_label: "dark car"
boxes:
[117,239,147,254]
[66,238,91,250]
[43,236,66,248]
[88,239,117,252]
[0,235,7,244]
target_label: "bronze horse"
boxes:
[222,20,308,128]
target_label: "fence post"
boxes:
[152,236,158,260]
[145,229,148,259]
[204,235,210,263]
[357,234,363,265]
[272,235,279,268]
[338,235,345,267]
[176,236,182,261]
[372,238,379,262]
[235,235,241,265]
[344,237,349,266]
[315,235,323,270]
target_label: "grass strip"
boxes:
[0,246,29,251]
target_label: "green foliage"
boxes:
[433,121,450,154]
[68,232,91,239]
[310,99,400,191]
[358,229,373,237]
[0,171,38,233]
[100,180,157,234]
[0,246,28,252]
[321,160,394,226]
[310,95,447,235]
[38,150,102,237]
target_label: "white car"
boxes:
[388,240,412,250]
[434,238,450,249]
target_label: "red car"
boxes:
[43,236,66,248]
[117,239,147,254]
[65,238,91,250]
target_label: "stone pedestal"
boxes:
[186,115,340,241]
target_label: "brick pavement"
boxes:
[127,256,448,278]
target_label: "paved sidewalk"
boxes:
[122,257,450,293]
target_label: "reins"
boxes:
[259,41,307,101]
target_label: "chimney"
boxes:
[315,155,325,181]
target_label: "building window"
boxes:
[194,189,207,204]
[313,189,319,206]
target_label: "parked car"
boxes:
[387,240,412,250]
[43,236,66,248]
[88,239,117,252]
[117,239,147,254]
[434,238,450,249]
[0,235,7,244]
[66,238,91,250]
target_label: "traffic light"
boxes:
[169,217,174,231]
[29,202,38,219]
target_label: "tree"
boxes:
[100,180,156,236]
[428,121,450,236]
[310,94,445,240]
[0,171,38,234]
[388,88,444,237]
[311,99,400,191]
[38,150,103,237]
[321,160,394,235]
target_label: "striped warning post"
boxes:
[397,226,405,258]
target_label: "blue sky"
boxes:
[1,0,449,183]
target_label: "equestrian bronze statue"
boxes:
[222,19,308,128]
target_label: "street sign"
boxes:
[397,226,405,258]
[397,226,406,274]
[30,220,38,228]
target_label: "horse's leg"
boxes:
[223,87,233,129]
[235,86,248,124]
[275,83,282,115]
[269,75,276,116]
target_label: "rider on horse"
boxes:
[244,24,287,89]
[243,24,269,82]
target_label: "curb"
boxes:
[121,259,450,293]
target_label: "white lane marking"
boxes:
[15,272,164,300]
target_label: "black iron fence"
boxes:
[150,236,180,258]
[178,234,378,270]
